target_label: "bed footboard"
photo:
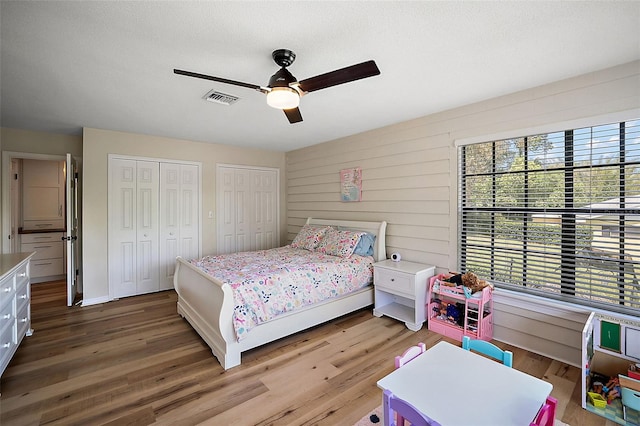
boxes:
[174,256,240,369]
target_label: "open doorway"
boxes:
[1,151,82,306]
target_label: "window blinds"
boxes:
[459,119,640,315]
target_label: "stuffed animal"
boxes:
[461,272,493,293]
[444,274,463,286]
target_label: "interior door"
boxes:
[66,153,78,306]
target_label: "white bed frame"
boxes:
[174,218,387,369]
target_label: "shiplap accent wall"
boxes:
[287,125,451,268]
[286,60,640,366]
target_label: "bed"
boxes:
[174,217,387,369]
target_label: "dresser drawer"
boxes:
[374,268,415,296]
[21,241,63,261]
[21,232,64,244]
[14,262,29,289]
[0,298,14,334]
[0,322,17,367]
[0,274,15,300]
[15,301,30,342]
[15,281,30,313]
[31,258,64,278]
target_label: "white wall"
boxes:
[82,127,286,304]
[286,60,640,365]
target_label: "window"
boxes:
[459,119,640,316]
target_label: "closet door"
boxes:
[218,167,236,254]
[109,159,159,298]
[159,163,200,290]
[217,165,279,254]
[234,170,252,252]
[135,161,160,294]
[109,159,137,297]
[217,167,251,254]
[251,170,278,250]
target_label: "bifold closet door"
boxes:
[109,159,159,298]
[159,163,200,290]
[218,167,251,254]
[251,170,278,250]
[217,166,279,255]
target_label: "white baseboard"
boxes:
[81,295,111,306]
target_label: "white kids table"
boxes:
[377,341,553,426]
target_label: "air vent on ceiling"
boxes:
[203,89,239,106]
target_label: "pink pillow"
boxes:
[290,225,331,251]
[316,228,365,258]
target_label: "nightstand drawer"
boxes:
[375,268,414,296]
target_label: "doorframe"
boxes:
[1,151,83,296]
[2,151,66,253]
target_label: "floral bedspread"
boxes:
[190,246,374,341]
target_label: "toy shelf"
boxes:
[426,273,493,342]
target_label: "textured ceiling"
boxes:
[1,1,639,152]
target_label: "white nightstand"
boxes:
[372,259,435,331]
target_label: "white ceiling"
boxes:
[1,1,639,152]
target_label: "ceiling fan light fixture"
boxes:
[266,87,300,110]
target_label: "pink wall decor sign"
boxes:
[340,167,362,202]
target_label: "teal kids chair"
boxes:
[621,385,640,422]
[462,336,513,367]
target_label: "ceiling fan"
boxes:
[174,49,380,124]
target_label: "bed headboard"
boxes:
[306,217,387,262]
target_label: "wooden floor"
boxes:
[0,280,614,426]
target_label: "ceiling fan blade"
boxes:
[283,107,303,124]
[174,69,266,93]
[297,60,380,93]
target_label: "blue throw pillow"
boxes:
[353,233,376,257]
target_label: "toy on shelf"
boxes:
[590,374,622,404]
[427,273,493,342]
[629,363,640,380]
[444,271,493,295]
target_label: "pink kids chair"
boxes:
[395,342,427,368]
[530,396,557,426]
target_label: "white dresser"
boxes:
[0,252,35,378]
